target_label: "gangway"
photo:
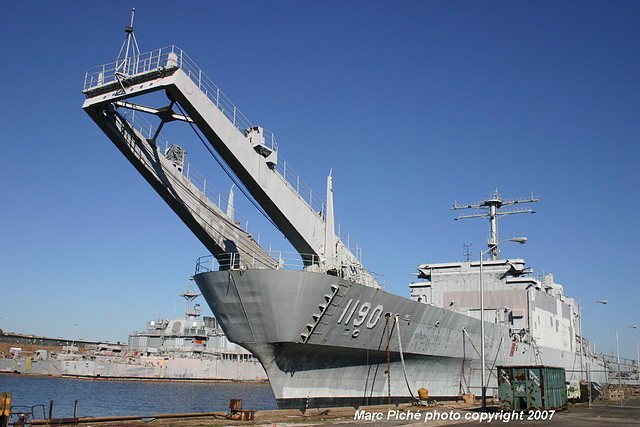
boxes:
[82,40,377,287]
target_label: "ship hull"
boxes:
[194,269,609,410]
[0,356,266,382]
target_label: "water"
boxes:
[0,375,276,419]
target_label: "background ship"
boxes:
[0,284,266,382]
[80,17,611,409]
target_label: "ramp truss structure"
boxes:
[82,44,379,288]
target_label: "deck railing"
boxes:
[117,109,273,246]
[83,46,277,151]
[84,46,363,263]
[195,252,385,289]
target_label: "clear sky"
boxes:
[1,1,639,359]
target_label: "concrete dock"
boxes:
[17,397,640,426]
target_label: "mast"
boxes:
[181,279,202,318]
[453,189,538,260]
[115,8,140,75]
[226,185,235,221]
[323,170,337,271]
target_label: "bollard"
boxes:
[1,393,11,427]
[228,399,254,421]
[229,399,242,412]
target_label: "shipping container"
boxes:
[497,365,567,411]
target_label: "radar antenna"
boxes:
[462,243,473,262]
[453,189,538,260]
[115,8,141,76]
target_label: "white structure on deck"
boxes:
[411,260,578,356]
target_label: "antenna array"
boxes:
[453,189,538,260]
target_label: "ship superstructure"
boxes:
[411,260,581,363]
[80,16,609,409]
[126,282,248,357]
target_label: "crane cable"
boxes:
[175,102,281,232]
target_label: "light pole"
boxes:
[636,341,639,383]
[577,300,606,407]
[615,325,637,394]
[479,236,527,410]
[578,300,607,377]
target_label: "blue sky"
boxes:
[1,1,639,359]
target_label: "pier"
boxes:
[7,398,640,426]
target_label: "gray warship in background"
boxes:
[1,285,266,382]
[80,15,609,409]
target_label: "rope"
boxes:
[459,337,471,395]
[394,315,418,401]
[530,337,543,365]
[462,328,483,359]
[489,336,504,382]
[385,314,391,404]
[462,328,503,382]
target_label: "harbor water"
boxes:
[0,374,276,418]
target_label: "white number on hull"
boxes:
[353,303,370,327]
[338,299,383,329]
[366,304,384,328]
[336,299,353,324]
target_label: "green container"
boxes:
[497,365,567,411]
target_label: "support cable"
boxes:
[115,110,274,268]
[461,329,505,385]
[462,328,483,359]
[174,102,280,232]
[490,336,504,379]
[228,272,257,342]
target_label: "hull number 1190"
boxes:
[337,299,384,329]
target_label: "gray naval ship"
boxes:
[60,284,266,381]
[81,14,609,409]
[1,285,266,382]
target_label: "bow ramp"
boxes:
[82,46,379,287]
